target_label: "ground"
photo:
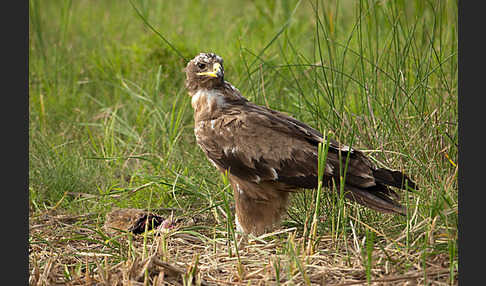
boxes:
[29,206,456,285]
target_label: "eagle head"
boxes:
[185,52,224,92]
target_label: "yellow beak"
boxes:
[196,62,222,78]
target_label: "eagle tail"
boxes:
[337,169,417,216]
[344,184,407,215]
[372,168,418,191]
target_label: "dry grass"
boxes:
[29,209,456,286]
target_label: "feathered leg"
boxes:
[230,177,289,236]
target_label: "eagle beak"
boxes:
[196,62,222,78]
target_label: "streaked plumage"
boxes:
[185,52,417,235]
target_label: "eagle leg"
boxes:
[230,177,289,236]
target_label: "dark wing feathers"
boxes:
[196,101,416,215]
[252,104,324,145]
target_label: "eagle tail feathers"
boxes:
[337,167,417,216]
[344,184,407,216]
[372,168,418,191]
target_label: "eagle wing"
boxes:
[196,102,379,190]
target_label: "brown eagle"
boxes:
[185,52,417,235]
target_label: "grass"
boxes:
[29,0,457,284]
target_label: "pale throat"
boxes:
[191,89,226,119]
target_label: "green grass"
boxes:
[29,0,457,284]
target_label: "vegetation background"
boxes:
[29,0,457,284]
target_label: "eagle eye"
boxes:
[197,63,206,70]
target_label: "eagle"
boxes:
[184,52,417,236]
